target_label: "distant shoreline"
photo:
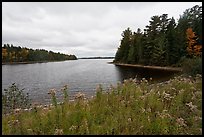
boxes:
[2,60,76,65]
[112,62,183,72]
[78,57,114,59]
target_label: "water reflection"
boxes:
[115,65,178,82]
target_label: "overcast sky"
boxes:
[2,2,202,57]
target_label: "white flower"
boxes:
[74,92,85,99]
[54,129,63,135]
[141,107,145,113]
[186,102,197,111]
[176,117,187,127]
[14,108,21,113]
[69,125,77,131]
[128,117,132,123]
[163,92,173,100]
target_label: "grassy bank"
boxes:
[2,75,202,135]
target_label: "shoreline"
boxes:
[111,62,182,72]
[2,60,77,65]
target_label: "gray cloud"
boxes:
[2,2,202,57]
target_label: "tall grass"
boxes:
[2,74,202,135]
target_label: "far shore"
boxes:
[2,60,77,65]
[110,62,183,72]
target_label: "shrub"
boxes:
[2,83,31,114]
[178,57,202,76]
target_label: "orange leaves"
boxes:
[186,28,202,57]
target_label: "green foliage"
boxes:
[2,75,202,135]
[114,5,202,68]
[179,57,202,76]
[2,83,31,114]
[114,28,132,63]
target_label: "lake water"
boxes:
[2,59,178,104]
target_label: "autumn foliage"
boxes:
[186,28,202,57]
[2,44,77,63]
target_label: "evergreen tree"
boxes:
[114,27,132,63]
[165,17,180,65]
[114,5,202,67]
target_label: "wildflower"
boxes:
[139,95,145,100]
[163,110,168,113]
[12,120,20,126]
[36,105,43,109]
[29,108,33,111]
[196,74,202,78]
[57,102,63,105]
[54,129,63,135]
[24,108,29,112]
[186,102,197,111]
[147,107,151,113]
[147,116,150,122]
[163,92,173,100]
[48,89,56,96]
[84,119,89,134]
[43,107,48,111]
[61,85,68,91]
[133,78,137,83]
[14,108,21,113]
[159,111,172,119]
[7,121,12,127]
[128,117,132,123]
[27,129,33,133]
[124,79,128,83]
[171,87,176,91]
[194,116,202,121]
[69,99,75,102]
[176,117,187,127]
[74,92,85,99]
[69,125,77,131]
[141,107,145,113]
[179,89,184,93]
[149,77,153,81]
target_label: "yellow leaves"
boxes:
[2,48,8,60]
[20,48,29,61]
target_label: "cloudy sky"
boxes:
[2,2,202,57]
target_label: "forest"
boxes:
[2,44,77,63]
[114,5,202,67]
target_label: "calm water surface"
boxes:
[2,59,177,104]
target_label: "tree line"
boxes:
[114,5,202,66]
[2,44,77,63]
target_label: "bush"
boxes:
[179,57,202,76]
[2,83,31,114]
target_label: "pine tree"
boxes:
[114,28,132,63]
